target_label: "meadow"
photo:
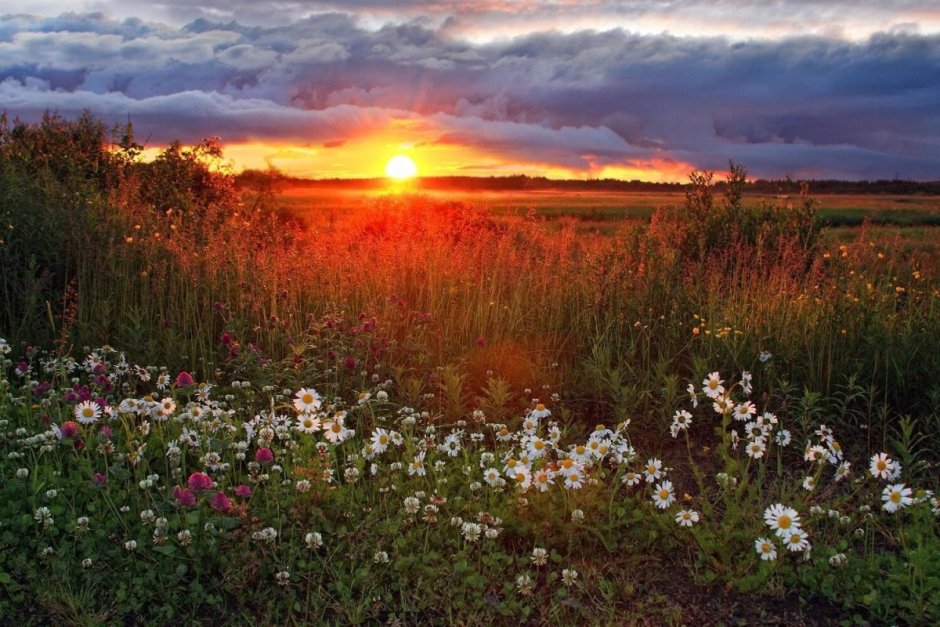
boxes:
[1,114,938,624]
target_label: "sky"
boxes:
[0,1,938,181]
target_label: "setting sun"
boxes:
[385,154,418,179]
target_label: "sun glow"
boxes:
[385,154,418,179]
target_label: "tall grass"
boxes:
[1,113,938,453]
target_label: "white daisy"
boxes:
[702,372,725,398]
[882,483,913,513]
[675,509,700,527]
[74,400,101,425]
[293,388,322,414]
[652,481,676,509]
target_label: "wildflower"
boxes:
[829,553,848,567]
[733,402,757,421]
[34,507,53,527]
[275,571,290,586]
[529,403,551,420]
[296,414,322,434]
[60,421,79,439]
[81,558,93,569]
[344,467,360,484]
[403,496,421,515]
[740,371,753,395]
[187,472,213,492]
[462,522,482,543]
[622,471,641,486]
[643,458,663,483]
[784,529,811,552]
[775,429,791,447]
[802,476,815,491]
[173,486,197,508]
[675,509,700,527]
[210,492,232,513]
[255,447,274,464]
[746,439,766,459]
[570,509,585,522]
[563,470,584,490]
[408,452,427,476]
[293,388,322,414]
[532,468,555,492]
[371,428,391,455]
[483,467,502,487]
[882,483,913,513]
[235,484,252,498]
[759,351,772,363]
[754,537,777,561]
[176,529,193,546]
[652,481,676,509]
[323,413,350,444]
[671,410,693,435]
[561,568,578,587]
[712,395,734,415]
[869,453,895,480]
[687,382,699,408]
[764,504,801,538]
[305,532,323,549]
[74,400,101,425]
[76,516,89,533]
[140,509,156,525]
[296,479,312,493]
[373,551,390,564]
[513,469,533,491]
[702,372,725,398]
[531,547,549,566]
[440,433,462,457]
[125,540,137,551]
[516,573,534,596]
[16,468,29,479]
[175,371,194,387]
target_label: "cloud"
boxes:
[0,10,938,178]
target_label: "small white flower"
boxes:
[561,568,579,587]
[531,547,549,566]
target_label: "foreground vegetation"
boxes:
[1,113,938,623]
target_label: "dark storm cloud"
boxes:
[0,10,938,178]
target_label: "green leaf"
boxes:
[0,572,11,585]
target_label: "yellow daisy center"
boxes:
[778,515,791,529]
[302,394,313,404]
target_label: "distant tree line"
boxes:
[236,169,940,195]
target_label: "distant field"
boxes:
[273,185,940,226]
[270,185,940,248]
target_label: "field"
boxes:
[1,116,939,624]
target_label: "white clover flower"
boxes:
[304,531,323,549]
[124,540,137,551]
[403,496,421,515]
[531,547,548,566]
[561,568,578,587]
[34,506,53,527]
[461,522,482,543]
[373,551,390,564]
[515,573,534,596]
[16,468,29,478]
[81,558,93,569]
[570,509,585,522]
[275,570,290,586]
